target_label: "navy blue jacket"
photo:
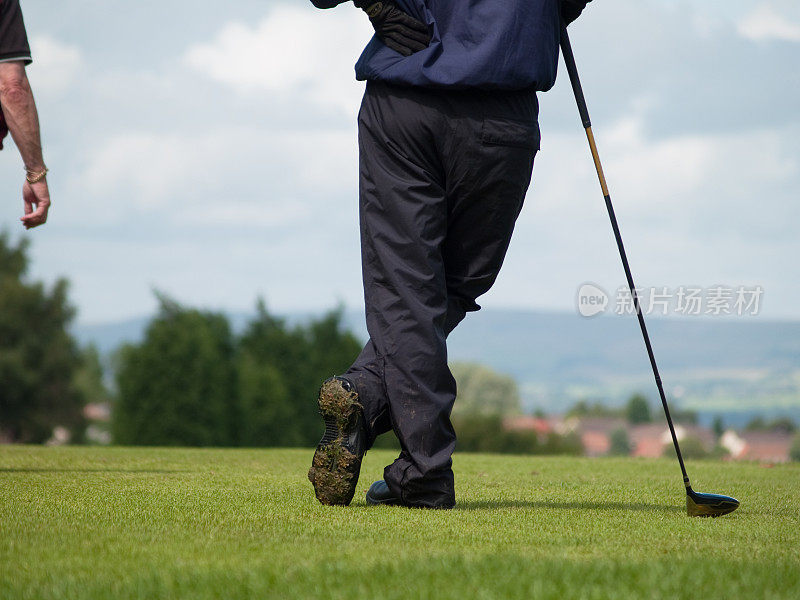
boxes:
[311,0,566,91]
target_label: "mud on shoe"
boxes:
[308,376,367,506]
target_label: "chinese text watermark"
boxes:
[576,283,763,318]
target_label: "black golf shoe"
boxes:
[308,376,367,506]
[366,479,457,509]
[365,480,402,506]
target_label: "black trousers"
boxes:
[346,81,540,507]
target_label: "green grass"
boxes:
[1,447,799,599]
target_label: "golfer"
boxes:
[0,0,50,229]
[308,0,591,509]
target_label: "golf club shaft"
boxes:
[559,27,692,490]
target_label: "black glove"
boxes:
[354,1,431,56]
[561,0,592,26]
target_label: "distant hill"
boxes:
[443,310,800,427]
[73,308,800,428]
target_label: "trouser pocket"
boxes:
[480,117,541,151]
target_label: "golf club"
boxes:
[559,26,739,517]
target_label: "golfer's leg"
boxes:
[346,303,464,447]
[345,340,391,447]
[444,90,540,325]
[357,82,456,508]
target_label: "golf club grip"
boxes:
[559,26,591,129]
[559,27,692,488]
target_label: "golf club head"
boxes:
[686,487,739,517]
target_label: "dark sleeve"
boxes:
[309,0,351,9]
[0,0,32,64]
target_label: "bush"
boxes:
[450,362,521,417]
[452,415,581,456]
[454,415,531,453]
[609,428,631,456]
[790,435,800,462]
[711,444,731,460]
[626,394,651,424]
[662,435,708,460]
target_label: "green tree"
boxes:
[566,400,621,419]
[745,416,766,431]
[744,417,795,433]
[236,301,361,447]
[0,232,84,443]
[712,415,725,438]
[626,394,651,424]
[671,408,698,425]
[450,362,521,417]
[237,354,295,447]
[765,417,796,434]
[113,295,237,446]
[73,345,111,406]
[609,427,631,456]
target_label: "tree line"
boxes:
[0,231,579,451]
[0,232,362,446]
[113,296,362,447]
[1,233,90,443]
[4,232,799,458]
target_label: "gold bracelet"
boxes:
[25,166,48,184]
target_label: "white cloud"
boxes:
[82,132,202,208]
[184,199,310,227]
[26,35,82,94]
[530,115,798,238]
[77,127,358,228]
[738,5,800,42]
[183,5,373,116]
[493,113,800,317]
[6,0,800,323]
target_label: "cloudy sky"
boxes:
[1,0,798,324]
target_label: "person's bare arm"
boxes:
[0,60,50,229]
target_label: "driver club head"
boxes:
[686,487,740,517]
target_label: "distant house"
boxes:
[566,417,628,457]
[83,402,111,422]
[82,402,113,445]
[507,414,794,461]
[721,430,793,463]
[502,416,552,437]
[675,424,716,451]
[551,416,717,458]
[629,424,668,458]
[630,423,715,458]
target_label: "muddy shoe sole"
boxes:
[308,377,365,506]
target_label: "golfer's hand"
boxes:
[21,179,51,229]
[561,0,592,26]
[357,1,431,56]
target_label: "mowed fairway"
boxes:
[1,447,798,599]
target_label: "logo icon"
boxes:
[576,282,609,317]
